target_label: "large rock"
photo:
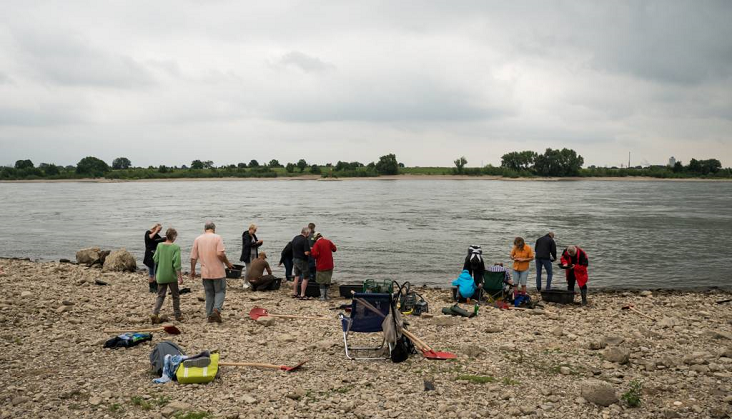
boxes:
[102,249,137,272]
[580,379,618,406]
[76,247,103,266]
[603,347,630,364]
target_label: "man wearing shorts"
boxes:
[290,227,311,299]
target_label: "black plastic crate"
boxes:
[225,268,242,279]
[541,289,575,304]
[339,284,362,298]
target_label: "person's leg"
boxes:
[301,278,309,298]
[213,278,226,319]
[567,276,576,292]
[202,279,214,318]
[580,284,588,305]
[243,262,251,289]
[511,270,520,298]
[152,282,167,321]
[169,281,181,319]
[544,259,553,290]
[535,259,542,292]
[148,265,157,292]
[284,259,293,281]
[519,270,528,295]
[257,275,276,291]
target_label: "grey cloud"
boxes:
[11,29,155,88]
[275,51,336,73]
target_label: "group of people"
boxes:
[453,232,590,305]
[143,221,338,324]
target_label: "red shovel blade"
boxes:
[420,349,457,360]
[249,307,269,320]
[162,325,181,335]
[280,360,307,372]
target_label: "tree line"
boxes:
[0,154,404,180]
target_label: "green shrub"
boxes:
[621,379,642,407]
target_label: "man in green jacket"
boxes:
[151,228,184,324]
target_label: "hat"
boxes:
[314,231,323,239]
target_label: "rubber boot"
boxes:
[323,286,329,301]
[319,285,326,301]
[581,289,588,306]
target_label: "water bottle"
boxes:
[473,302,479,316]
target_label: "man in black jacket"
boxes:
[534,232,556,291]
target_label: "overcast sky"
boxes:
[0,0,730,168]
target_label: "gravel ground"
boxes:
[0,258,730,419]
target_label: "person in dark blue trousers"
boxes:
[534,232,557,291]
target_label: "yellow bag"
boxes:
[176,353,219,384]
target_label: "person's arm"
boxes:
[550,240,557,261]
[310,242,319,259]
[190,258,197,279]
[579,250,588,267]
[331,242,337,252]
[217,252,233,269]
[153,248,160,265]
[173,247,183,283]
[526,247,535,262]
[265,262,272,276]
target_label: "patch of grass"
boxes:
[621,379,642,407]
[108,403,123,413]
[68,404,82,410]
[153,396,170,407]
[502,377,520,386]
[130,396,152,410]
[456,374,496,384]
[333,384,354,394]
[173,412,211,419]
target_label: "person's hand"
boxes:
[178,276,183,285]
[257,240,263,245]
[278,262,282,267]
[227,263,234,269]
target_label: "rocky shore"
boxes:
[0,258,730,419]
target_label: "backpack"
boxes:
[104,333,153,349]
[150,341,185,376]
[397,282,429,315]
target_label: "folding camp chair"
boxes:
[483,271,508,304]
[339,293,392,360]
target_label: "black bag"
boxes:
[390,334,415,363]
[103,332,153,349]
[149,341,185,375]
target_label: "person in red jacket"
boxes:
[560,245,589,306]
[309,232,337,301]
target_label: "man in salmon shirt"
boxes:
[309,232,337,301]
[190,221,234,323]
[510,236,534,296]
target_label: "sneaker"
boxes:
[182,357,211,369]
[207,315,215,323]
[212,308,222,323]
[150,314,161,325]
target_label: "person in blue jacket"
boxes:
[452,269,478,302]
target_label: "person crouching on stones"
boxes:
[452,269,478,303]
[310,232,337,301]
[151,228,183,323]
[144,223,166,293]
[560,245,589,306]
[246,252,278,291]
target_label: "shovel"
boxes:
[621,304,655,321]
[353,296,457,361]
[104,325,181,335]
[219,360,307,372]
[248,307,331,321]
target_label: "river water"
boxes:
[0,179,729,289]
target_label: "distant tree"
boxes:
[398,162,405,168]
[41,163,60,176]
[191,160,204,170]
[453,156,467,174]
[112,157,132,170]
[76,156,110,177]
[237,162,247,169]
[203,160,215,169]
[366,162,376,169]
[268,159,281,168]
[672,161,684,173]
[533,148,584,176]
[297,159,308,173]
[335,161,348,171]
[285,163,296,173]
[14,159,34,170]
[181,164,189,170]
[501,151,537,172]
[310,164,321,174]
[325,163,333,167]
[158,165,169,173]
[375,154,399,175]
[249,160,260,167]
[699,159,722,175]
